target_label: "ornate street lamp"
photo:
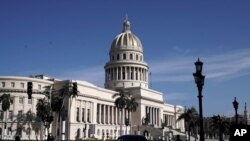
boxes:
[232,97,239,125]
[193,58,205,141]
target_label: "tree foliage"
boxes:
[0,93,12,111]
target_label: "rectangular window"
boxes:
[82,108,85,122]
[76,107,80,122]
[9,111,13,121]
[87,109,90,123]
[20,83,25,88]
[18,110,23,120]
[2,82,5,87]
[19,97,24,104]
[28,99,32,104]
[11,82,15,88]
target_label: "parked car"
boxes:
[117,135,147,141]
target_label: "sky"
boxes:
[0,0,250,117]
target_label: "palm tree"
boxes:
[112,90,128,136]
[0,93,12,139]
[36,98,51,140]
[126,97,138,134]
[211,115,230,141]
[177,107,199,141]
[56,82,78,140]
[51,95,63,137]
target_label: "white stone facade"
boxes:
[0,19,185,140]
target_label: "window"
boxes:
[38,84,42,90]
[130,54,133,60]
[112,55,114,61]
[140,56,142,61]
[117,54,120,60]
[123,53,126,60]
[87,109,90,123]
[20,83,25,88]
[8,111,13,121]
[18,110,23,120]
[1,82,5,87]
[11,82,15,88]
[76,128,80,138]
[82,108,85,122]
[136,54,138,60]
[76,107,80,122]
[19,97,24,104]
[28,99,32,104]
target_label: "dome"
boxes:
[110,19,143,52]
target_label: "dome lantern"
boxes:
[110,19,143,52]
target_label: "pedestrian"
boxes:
[176,135,182,141]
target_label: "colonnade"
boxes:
[75,101,93,123]
[96,103,129,125]
[163,114,175,127]
[105,66,148,82]
[145,106,160,126]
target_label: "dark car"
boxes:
[117,135,147,141]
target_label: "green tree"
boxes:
[0,94,12,139]
[126,97,138,134]
[177,107,199,141]
[36,98,51,140]
[54,82,78,140]
[113,90,128,136]
[211,115,230,141]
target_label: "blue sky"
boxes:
[1,0,250,116]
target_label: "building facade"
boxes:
[0,19,185,140]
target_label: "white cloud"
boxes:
[149,48,250,82]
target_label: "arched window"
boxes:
[76,128,80,138]
[117,54,120,60]
[123,53,126,60]
[136,54,138,60]
[130,54,133,60]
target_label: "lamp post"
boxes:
[232,97,239,125]
[193,58,205,141]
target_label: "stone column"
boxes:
[116,67,118,80]
[107,105,110,124]
[84,101,87,123]
[104,104,106,124]
[79,101,82,122]
[98,104,101,123]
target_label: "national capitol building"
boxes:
[0,19,185,140]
